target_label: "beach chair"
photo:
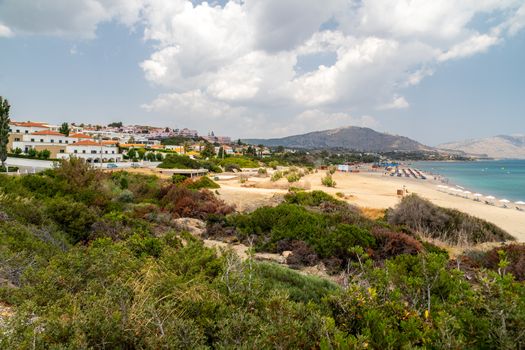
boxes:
[517,207,524,212]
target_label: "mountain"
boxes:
[244,126,432,152]
[438,135,525,159]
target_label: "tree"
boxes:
[59,122,70,136]
[201,142,215,158]
[218,147,224,159]
[136,148,146,160]
[0,96,11,168]
[108,122,123,128]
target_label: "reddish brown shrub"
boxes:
[481,244,525,281]
[371,227,424,260]
[286,240,319,267]
[159,185,234,219]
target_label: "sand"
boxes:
[214,170,525,242]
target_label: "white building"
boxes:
[56,140,122,163]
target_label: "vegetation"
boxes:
[184,176,220,190]
[387,194,514,245]
[108,121,123,128]
[59,122,70,136]
[1,161,525,348]
[219,156,259,168]
[321,173,336,187]
[158,154,201,169]
[0,96,10,168]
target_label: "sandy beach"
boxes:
[215,169,525,242]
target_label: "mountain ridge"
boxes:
[438,135,525,159]
[244,126,432,152]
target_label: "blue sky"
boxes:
[0,0,524,146]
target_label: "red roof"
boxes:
[12,121,49,128]
[71,140,101,146]
[31,130,63,136]
[69,133,92,139]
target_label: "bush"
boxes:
[0,166,18,172]
[257,168,267,175]
[159,185,234,219]
[172,174,189,184]
[321,173,336,187]
[286,173,300,183]
[270,171,283,182]
[284,190,341,207]
[224,163,241,172]
[219,157,259,168]
[387,194,513,245]
[465,244,525,281]
[184,176,220,190]
[268,161,278,170]
[158,154,201,169]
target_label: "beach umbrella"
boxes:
[486,196,496,200]
[474,193,483,197]
[463,191,472,194]
[516,201,525,205]
[457,186,465,190]
[499,199,510,203]
[437,185,447,188]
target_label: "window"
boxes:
[14,138,20,142]
[59,150,65,153]
[25,130,28,134]
[82,150,86,154]
[74,150,78,154]
[50,140,54,143]
[105,150,108,154]
[91,150,97,154]
[40,139,44,143]
[59,140,62,143]
[112,151,115,154]
[16,129,20,133]
[31,138,35,142]
[65,140,69,144]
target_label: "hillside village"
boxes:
[7,120,270,164]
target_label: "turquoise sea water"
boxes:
[412,160,525,203]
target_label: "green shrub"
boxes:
[185,176,220,190]
[219,157,259,168]
[284,190,341,206]
[158,154,200,169]
[172,174,189,184]
[321,173,336,187]
[286,173,300,183]
[270,171,283,182]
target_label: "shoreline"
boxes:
[410,160,525,203]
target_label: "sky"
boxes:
[0,0,524,146]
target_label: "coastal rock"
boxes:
[172,218,206,237]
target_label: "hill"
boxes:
[439,135,525,159]
[245,126,432,152]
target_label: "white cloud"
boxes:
[0,0,144,38]
[438,33,501,61]
[379,96,410,110]
[0,23,13,37]
[2,0,525,137]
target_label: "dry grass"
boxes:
[360,207,385,220]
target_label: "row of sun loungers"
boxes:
[389,168,427,180]
[437,186,525,212]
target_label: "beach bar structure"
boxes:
[157,168,209,178]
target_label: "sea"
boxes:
[412,159,525,203]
